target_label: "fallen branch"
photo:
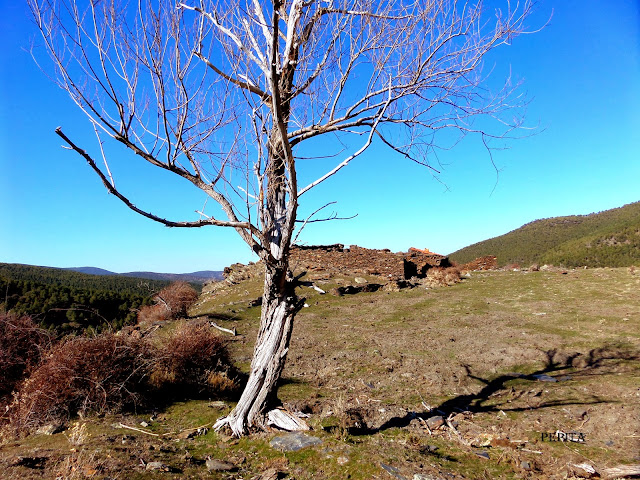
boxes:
[117,423,160,437]
[445,415,470,446]
[209,321,237,336]
[299,281,326,294]
[520,448,543,454]
[418,417,433,435]
[601,464,640,480]
[267,408,309,431]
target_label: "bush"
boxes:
[0,313,51,401]
[137,282,198,323]
[137,304,170,324]
[5,320,238,434]
[150,322,236,397]
[8,332,154,431]
[155,282,198,318]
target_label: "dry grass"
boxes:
[53,449,107,480]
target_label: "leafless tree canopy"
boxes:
[31,0,533,255]
[30,0,536,435]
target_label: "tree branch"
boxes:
[298,81,393,196]
[55,127,252,230]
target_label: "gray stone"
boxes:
[413,474,445,480]
[355,277,368,284]
[206,457,235,471]
[380,463,408,480]
[425,415,445,429]
[145,461,169,471]
[531,374,558,382]
[36,423,65,435]
[269,432,322,452]
[474,450,490,460]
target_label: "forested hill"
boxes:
[449,201,640,268]
[0,263,171,333]
[1,263,170,294]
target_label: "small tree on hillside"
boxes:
[29,0,537,435]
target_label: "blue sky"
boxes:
[1,0,639,273]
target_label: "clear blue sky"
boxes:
[1,1,639,273]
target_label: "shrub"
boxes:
[155,282,198,318]
[137,304,170,324]
[8,332,154,431]
[0,313,51,401]
[150,322,236,397]
[137,282,199,323]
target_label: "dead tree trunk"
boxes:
[215,92,302,434]
[214,264,302,436]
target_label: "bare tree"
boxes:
[29,0,536,436]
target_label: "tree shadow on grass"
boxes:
[373,343,640,433]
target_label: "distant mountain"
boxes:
[449,201,640,268]
[66,267,118,276]
[120,271,224,283]
[65,267,223,284]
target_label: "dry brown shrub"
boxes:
[53,449,105,480]
[155,282,199,318]
[424,266,462,287]
[150,322,236,397]
[0,313,51,401]
[137,304,170,324]
[9,332,154,432]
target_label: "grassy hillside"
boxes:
[2,266,638,479]
[450,201,640,267]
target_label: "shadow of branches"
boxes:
[374,343,640,433]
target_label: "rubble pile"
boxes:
[460,255,498,271]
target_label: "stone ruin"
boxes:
[209,244,454,299]
[290,244,450,280]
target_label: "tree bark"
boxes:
[214,263,302,436]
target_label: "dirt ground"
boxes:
[1,267,639,479]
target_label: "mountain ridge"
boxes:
[65,267,224,283]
